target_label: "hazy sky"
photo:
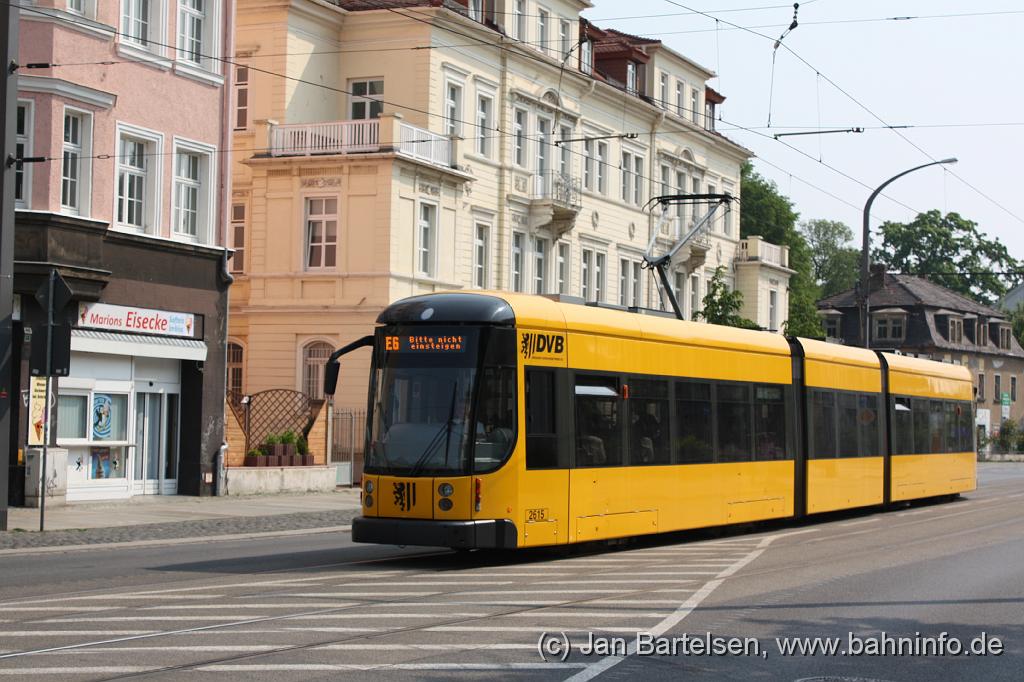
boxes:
[583,0,1024,262]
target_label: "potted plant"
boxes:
[244,449,263,467]
[297,435,314,466]
[280,430,300,466]
[261,433,283,466]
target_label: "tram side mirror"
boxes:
[324,360,340,397]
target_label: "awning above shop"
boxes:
[70,330,208,361]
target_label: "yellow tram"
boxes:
[324,292,975,549]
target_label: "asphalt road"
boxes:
[0,463,1021,681]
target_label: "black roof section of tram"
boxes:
[378,293,516,326]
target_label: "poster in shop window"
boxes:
[28,377,49,446]
[91,447,113,479]
[93,394,113,440]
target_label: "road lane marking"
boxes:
[198,663,587,671]
[427,626,641,633]
[316,644,535,651]
[0,668,149,675]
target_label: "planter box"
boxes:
[224,465,336,495]
[264,455,281,467]
[300,454,314,466]
[244,456,261,468]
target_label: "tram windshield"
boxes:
[366,327,516,476]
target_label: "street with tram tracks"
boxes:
[0,463,1021,681]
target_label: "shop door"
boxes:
[133,393,180,495]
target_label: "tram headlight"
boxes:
[438,498,453,512]
[437,482,454,498]
[365,480,374,494]
[364,494,374,508]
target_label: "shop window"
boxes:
[302,341,334,400]
[575,375,621,467]
[674,381,713,463]
[628,378,670,465]
[349,79,384,120]
[57,394,88,440]
[526,369,558,469]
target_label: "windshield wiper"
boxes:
[408,382,458,478]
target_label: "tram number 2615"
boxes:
[526,508,548,522]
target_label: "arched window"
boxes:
[226,342,244,396]
[302,341,334,400]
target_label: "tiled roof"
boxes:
[819,273,1005,318]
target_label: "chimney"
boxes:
[869,263,886,291]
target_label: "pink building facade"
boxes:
[11,1,234,503]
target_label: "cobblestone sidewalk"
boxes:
[0,508,361,550]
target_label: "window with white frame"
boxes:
[632,260,642,307]
[948,317,964,344]
[559,125,571,176]
[659,72,668,109]
[305,197,338,270]
[659,164,671,233]
[234,65,249,129]
[707,183,717,231]
[675,170,686,233]
[122,0,154,46]
[537,8,549,54]
[705,100,716,130]
[689,273,699,318]
[824,318,839,339]
[537,117,551,173]
[626,63,637,94]
[513,0,526,41]
[619,259,641,307]
[1000,326,1012,350]
[15,101,32,209]
[349,79,384,120]
[621,152,633,203]
[473,222,490,288]
[580,38,592,74]
[229,203,245,273]
[621,151,643,205]
[596,141,607,193]
[581,249,592,300]
[302,341,333,400]
[445,82,463,137]
[511,231,525,292]
[873,314,905,342]
[68,0,87,15]
[769,289,779,330]
[418,202,437,277]
[595,252,605,302]
[691,87,701,124]
[559,19,571,58]
[557,242,569,294]
[61,107,91,214]
[172,139,213,242]
[68,0,99,17]
[177,0,205,65]
[513,108,527,167]
[476,93,493,156]
[583,139,593,190]
[116,127,162,232]
[468,0,482,21]
[674,270,685,311]
[533,237,548,294]
[676,80,684,117]
[619,259,629,306]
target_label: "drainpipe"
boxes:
[495,36,510,291]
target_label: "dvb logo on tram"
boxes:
[520,332,565,360]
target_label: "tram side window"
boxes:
[892,397,914,455]
[628,378,670,465]
[958,401,974,452]
[810,390,837,458]
[929,400,946,453]
[717,383,753,462]
[575,375,622,467]
[675,381,714,464]
[753,385,787,460]
[912,398,930,454]
[525,369,558,469]
[837,393,860,457]
[944,402,959,455]
[858,394,880,457]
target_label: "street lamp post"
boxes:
[859,158,958,348]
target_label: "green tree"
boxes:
[800,218,860,298]
[697,266,759,329]
[740,163,822,337]
[1009,304,1024,350]
[873,210,1021,306]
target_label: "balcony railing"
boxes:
[738,236,789,268]
[268,117,454,169]
[531,171,582,209]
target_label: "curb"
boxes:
[0,524,353,557]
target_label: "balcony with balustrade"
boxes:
[737,236,792,270]
[265,114,459,173]
[526,170,582,235]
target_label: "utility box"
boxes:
[24,448,69,508]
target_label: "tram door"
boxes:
[521,368,569,546]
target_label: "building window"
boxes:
[536,118,550,173]
[580,38,592,74]
[675,170,686,233]
[705,100,716,130]
[676,80,684,117]
[769,290,779,331]
[596,142,607,194]
[689,273,700,319]
[177,0,204,64]
[978,373,986,401]
[626,62,637,94]
[15,101,32,208]
[557,242,569,294]
[581,248,592,300]
[537,8,548,53]
[473,222,489,288]
[533,237,548,294]
[349,79,384,120]
[620,152,643,205]
[418,203,437,276]
[1000,326,1012,350]
[513,108,527,167]
[595,252,605,302]
[305,197,338,269]
[302,341,334,400]
[467,0,482,21]
[1013,376,1018,403]
[117,129,161,232]
[673,270,685,312]
[61,110,86,214]
[559,19,571,58]
[994,375,1002,404]
[824,318,839,339]
[226,342,244,396]
[476,94,492,156]
[559,125,571,176]
[583,139,593,191]
[979,321,989,346]
[873,315,905,343]
[68,0,87,14]
[619,259,640,307]
[949,318,964,344]
[122,0,154,46]
[690,87,700,124]
[621,152,632,203]
[173,151,201,238]
[513,0,526,41]
[234,65,249,129]
[659,72,668,109]
[229,204,245,273]
[445,82,462,137]
[511,232,525,292]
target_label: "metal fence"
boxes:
[331,408,366,486]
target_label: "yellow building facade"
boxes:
[228,0,793,411]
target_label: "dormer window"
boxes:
[979,320,989,346]
[626,62,637,94]
[948,318,963,344]
[1000,326,1012,350]
[580,39,592,73]
[873,312,905,343]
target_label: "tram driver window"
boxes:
[526,369,558,469]
[575,375,622,467]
